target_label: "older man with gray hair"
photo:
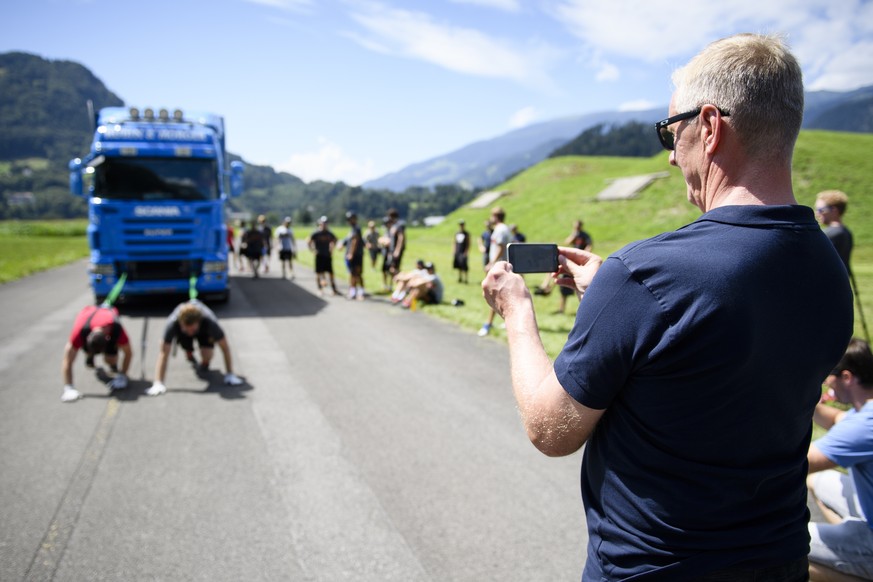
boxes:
[482,33,853,580]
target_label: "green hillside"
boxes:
[405,130,873,357]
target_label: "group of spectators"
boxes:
[227,215,297,280]
[304,207,409,300]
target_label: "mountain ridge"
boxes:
[364,85,873,192]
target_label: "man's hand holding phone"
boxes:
[555,246,602,296]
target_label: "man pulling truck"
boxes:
[147,299,243,396]
[61,305,132,402]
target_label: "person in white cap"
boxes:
[275,216,297,279]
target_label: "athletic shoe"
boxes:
[477,323,491,337]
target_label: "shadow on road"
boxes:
[83,369,254,401]
[109,275,327,320]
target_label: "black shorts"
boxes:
[423,289,440,304]
[453,254,468,270]
[348,255,364,270]
[279,249,294,260]
[244,245,263,260]
[385,253,403,273]
[176,329,215,352]
[315,255,333,274]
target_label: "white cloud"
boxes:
[549,0,873,91]
[347,4,559,89]
[595,61,619,82]
[618,99,657,112]
[508,106,539,128]
[447,0,521,12]
[277,138,377,185]
[243,0,313,11]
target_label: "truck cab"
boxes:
[70,107,243,303]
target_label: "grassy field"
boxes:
[369,130,873,359]
[4,130,871,360]
[0,219,89,283]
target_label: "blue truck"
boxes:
[69,106,243,303]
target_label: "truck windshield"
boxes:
[91,157,219,201]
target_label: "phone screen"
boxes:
[506,243,558,273]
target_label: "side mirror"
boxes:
[69,158,84,197]
[230,161,244,198]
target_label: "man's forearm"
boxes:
[154,346,170,383]
[120,345,132,375]
[813,402,842,429]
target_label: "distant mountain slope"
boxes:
[363,108,663,192]
[803,85,873,132]
[365,85,873,193]
[0,51,123,161]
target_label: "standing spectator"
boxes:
[555,219,593,315]
[807,338,873,581]
[478,219,493,271]
[240,220,265,278]
[384,208,406,277]
[61,304,132,402]
[257,215,273,275]
[379,217,393,291]
[344,211,366,300]
[452,219,471,284]
[478,207,511,337]
[308,216,339,296]
[510,224,526,243]
[815,190,853,273]
[481,33,853,578]
[365,220,382,270]
[146,299,243,396]
[225,220,240,271]
[275,216,297,280]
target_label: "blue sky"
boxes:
[3,0,873,185]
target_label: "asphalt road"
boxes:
[0,259,587,582]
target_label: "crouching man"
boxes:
[61,304,132,402]
[147,299,243,396]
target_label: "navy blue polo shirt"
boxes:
[554,205,854,580]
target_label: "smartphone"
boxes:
[506,243,559,274]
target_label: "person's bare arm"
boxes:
[808,443,838,474]
[483,261,604,456]
[62,342,78,386]
[217,337,234,375]
[154,342,171,384]
[813,402,845,430]
[118,343,132,375]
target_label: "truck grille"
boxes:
[122,260,202,281]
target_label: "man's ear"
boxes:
[700,105,724,154]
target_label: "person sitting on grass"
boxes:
[390,259,427,304]
[399,262,443,309]
[807,337,873,581]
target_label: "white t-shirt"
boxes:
[489,222,512,263]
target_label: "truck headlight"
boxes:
[203,261,227,273]
[89,263,115,275]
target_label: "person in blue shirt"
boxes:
[807,338,873,581]
[482,33,854,580]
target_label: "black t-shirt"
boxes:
[310,229,337,257]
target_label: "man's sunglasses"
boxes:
[654,107,730,151]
